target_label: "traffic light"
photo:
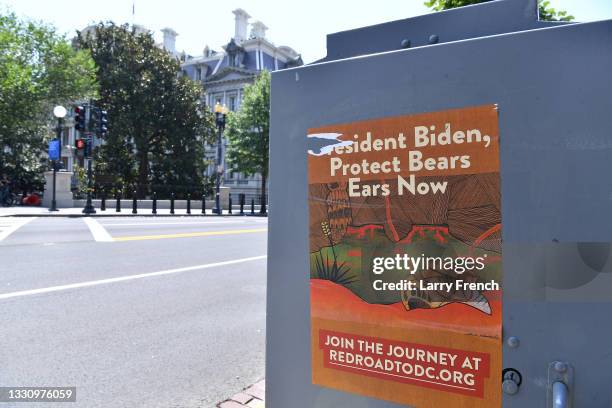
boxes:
[84,138,92,157]
[75,138,85,159]
[75,138,92,157]
[98,110,108,137]
[74,106,85,132]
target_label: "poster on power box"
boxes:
[308,105,502,407]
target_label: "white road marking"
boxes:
[83,217,114,242]
[0,255,267,300]
[99,220,265,227]
[0,217,36,241]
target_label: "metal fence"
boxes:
[87,186,267,216]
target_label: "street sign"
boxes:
[48,139,60,161]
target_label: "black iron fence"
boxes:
[85,185,268,216]
[89,183,209,200]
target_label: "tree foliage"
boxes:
[225,70,271,198]
[78,23,216,197]
[0,10,97,190]
[424,0,574,21]
[538,0,574,22]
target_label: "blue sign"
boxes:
[48,139,60,161]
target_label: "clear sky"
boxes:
[1,0,612,63]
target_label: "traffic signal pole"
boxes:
[74,104,108,215]
[82,152,96,215]
[79,104,96,215]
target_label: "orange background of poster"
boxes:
[311,281,502,408]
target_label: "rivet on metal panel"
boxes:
[507,336,520,348]
[428,34,439,44]
[400,39,411,49]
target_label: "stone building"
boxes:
[178,9,302,197]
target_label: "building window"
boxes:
[229,96,236,111]
[196,67,202,81]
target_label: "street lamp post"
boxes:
[213,102,228,215]
[51,105,67,212]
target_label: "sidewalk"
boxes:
[0,206,260,217]
[217,380,265,408]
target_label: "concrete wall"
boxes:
[43,171,73,208]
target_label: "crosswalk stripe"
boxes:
[83,217,114,242]
[0,217,36,241]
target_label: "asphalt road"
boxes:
[0,216,268,408]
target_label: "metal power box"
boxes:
[267,1,612,406]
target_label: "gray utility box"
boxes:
[267,0,612,407]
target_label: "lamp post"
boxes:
[213,102,228,215]
[50,105,67,211]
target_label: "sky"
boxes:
[1,0,612,63]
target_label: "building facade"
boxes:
[178,9,302,197]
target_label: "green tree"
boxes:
[0,10,97,190]
[225,70,270,205]
[424,0,574,21]
[77,23,216,197]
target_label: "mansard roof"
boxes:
[203,66,257,86]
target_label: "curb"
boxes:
[217,380,265,408]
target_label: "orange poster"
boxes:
[308,105,502,407]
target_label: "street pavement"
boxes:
[0,215,268,407]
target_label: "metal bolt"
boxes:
[507,336,520,348]
[428,34,439,44]
[400,39,411,49]
[554,361,568,373]
[502,379,519,395]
